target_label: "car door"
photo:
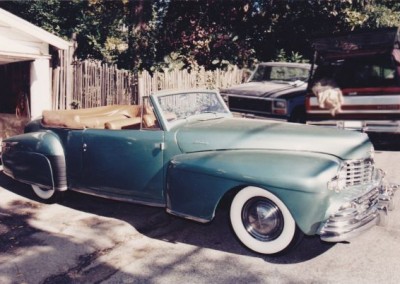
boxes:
[79,127,165,204]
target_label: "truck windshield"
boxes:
[250,65,310,83]
[312,54,398,89]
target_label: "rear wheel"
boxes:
[230,186,302,255]
[31,185,63,204]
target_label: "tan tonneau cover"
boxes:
[42,105,141,129]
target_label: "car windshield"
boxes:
[250,65,310,83]
[155,91,231,124]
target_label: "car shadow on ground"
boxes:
[0,173,335,264]
[0,195,147,283]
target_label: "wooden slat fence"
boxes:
[52,46,74,110]
[72,60,138,109]
[70,60,245,109]
[139,66,245,97]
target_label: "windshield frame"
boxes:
[150,89,232,131]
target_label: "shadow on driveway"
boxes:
[0,172,334,266]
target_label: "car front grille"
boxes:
[228,96,272,114]
[343,158,374,188]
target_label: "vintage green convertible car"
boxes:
[0,89,397,255]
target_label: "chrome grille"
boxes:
[344,158,374,187]
[228,96,272,114]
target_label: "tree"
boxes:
[343,0,400,29]
[119,0,169,71]
[1,0,400,71]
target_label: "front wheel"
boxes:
[31,185,63,204]
[288,107,306,123]
[230,186,302,255]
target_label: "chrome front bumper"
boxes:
[306,120,400,133]
[319,182,398,242]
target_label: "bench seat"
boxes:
[105,117,142,129]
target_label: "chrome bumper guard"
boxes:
[306,120,400,133]
[320,182,398,242]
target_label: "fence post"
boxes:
[138,73,145,105]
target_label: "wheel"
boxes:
[288,107,306,123]
[230,186,301,255]
[31,185,63,204]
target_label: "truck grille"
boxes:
[344,158,374,187]
[228,96,272,114]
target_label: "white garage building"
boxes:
[0,8,73,140]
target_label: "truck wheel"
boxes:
[289,108,306,123]
[230,186,302,255]
[31,185,63,204]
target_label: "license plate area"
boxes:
[344,121,363,129]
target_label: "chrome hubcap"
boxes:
[242,197,284,241]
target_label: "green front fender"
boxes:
[166,150,341,235]
[1,131,67,191]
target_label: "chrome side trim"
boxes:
[70,187,165,208]
[166,208,210,223]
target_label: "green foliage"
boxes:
[274,49,309,64]
[0,0,63,35]
[160,52,188,71]
[1,0,399,71]
[344,3,400,29]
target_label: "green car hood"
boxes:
[175,118,371,160]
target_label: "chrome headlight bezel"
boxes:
[368,145,375,160]
[327,164,348,192]
[272,99,287,115]
[273,100,287,109]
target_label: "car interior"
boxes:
[41,104,159,130]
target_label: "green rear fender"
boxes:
[2,131,67,191]
[166,150,341,235]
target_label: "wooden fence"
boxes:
[139,66,245,97]
[72,60,245,109]
[52,47,74,110]
[72,60,138,109]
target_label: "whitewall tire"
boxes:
[31,185,63,203]
[230,186,298,255]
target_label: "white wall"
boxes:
[30,58,51,118]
